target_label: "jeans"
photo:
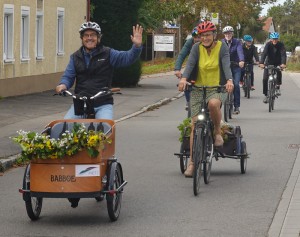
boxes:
[64,104,113,120]
[231,66,242,108]
[184,87,191,102]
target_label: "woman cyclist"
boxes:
[178,21,234,177]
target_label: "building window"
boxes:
[21,6,30,61]
[36,11,44,59]
[57,8,65,55]
[3,4,14,62]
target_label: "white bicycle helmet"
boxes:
[222,26,234,33]
[79,21,101,35]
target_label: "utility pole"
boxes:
[87,0,90,21]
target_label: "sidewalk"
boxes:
[0,71,300,236]
[267,72,300,237]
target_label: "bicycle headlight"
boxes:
[197,114,205,121]
[269,75,274,81]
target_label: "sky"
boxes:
[261,0,286,15]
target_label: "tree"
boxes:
[91,0,142,87]
[280,34,300,51]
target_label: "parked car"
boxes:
[254,44,265,54]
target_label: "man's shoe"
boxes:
[214,134,224,147]
[276,89,281,96]
[68,198,80,208]
[233,107,240,114]
[185,103,189,111]
[263,96,268,103]
[184,162,194,177]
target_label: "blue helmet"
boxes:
[192,27,198,37]
[270,32,280,39]
[243,35,253,42]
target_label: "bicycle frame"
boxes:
[266,65,280,112]
[191,85,224,195]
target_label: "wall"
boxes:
[0,0,87,97]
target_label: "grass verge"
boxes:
[141,58,176,75]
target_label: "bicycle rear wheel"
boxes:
[179,142,188,174]
[193,124,204,196]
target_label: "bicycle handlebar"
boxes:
[55,87,121,100]
[262,65,283,71]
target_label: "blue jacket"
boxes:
[59,44,142,89]
[222,38,244,65]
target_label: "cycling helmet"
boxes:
[79,21,101,35]
[269,32,279,39]
[197,21,217,34]
[222,26,234,33]
[192,27,199,37]
[243,35,253,42]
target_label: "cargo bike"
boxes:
[18,88,127,221]
[174,85,249,195]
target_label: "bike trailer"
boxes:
[218,125,246,157]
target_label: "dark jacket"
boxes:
[243,44,259,63]
[260,41,287,65]
[222,38,244,65]
[73,45,113,106]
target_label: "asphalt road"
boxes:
[0,67,300,237]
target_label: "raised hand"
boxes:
[131,24,143,48]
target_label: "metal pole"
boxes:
[87,0,90,21]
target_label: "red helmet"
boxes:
[197,21,217,34]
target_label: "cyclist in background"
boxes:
[240,35,259,90]
[174,26,202,109]
[178,21,234,177]
[222,26,244,115]
[259,32,286,103]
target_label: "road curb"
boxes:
[0,92,183,173]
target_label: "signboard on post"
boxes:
[211,13,219,25]
[153,34,174,52]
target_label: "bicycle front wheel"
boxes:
[246,74,251,99]
[193,124,204,196]
[203,127,214,184]
[223,98,229,122]
[268,81,274,112]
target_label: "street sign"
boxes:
[211,13,219,25]
[153,34,174,52]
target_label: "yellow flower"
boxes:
[87,135,98,147]
[66,150,73,156]
[73,135,79,143]
[46,140,53,150]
